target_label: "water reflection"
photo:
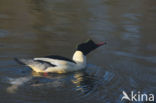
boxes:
[6,70,97,95]
[72,71,96,95]
[3,62,151,102]
[6,76,32,93]
[5,63,125,103]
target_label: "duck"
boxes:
[15,39,106,73]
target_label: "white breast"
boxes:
[72,50,86,68]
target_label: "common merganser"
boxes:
[15,40,106,73]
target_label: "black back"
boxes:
[77,40,99,55]
[45,55,76,63]
[35,60,56,67]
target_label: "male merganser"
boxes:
[15,40,106,73]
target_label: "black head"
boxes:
[77,40,106,55]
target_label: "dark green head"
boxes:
[77,40,106,55]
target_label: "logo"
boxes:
[121,91,155,102]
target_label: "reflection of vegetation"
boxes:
[27,0,90,45]
[27,0,45,12]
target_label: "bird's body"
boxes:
[15,40,106,73]
[16,51,86,73]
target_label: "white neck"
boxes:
[72,51,86,65]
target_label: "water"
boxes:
[0,0,156,103]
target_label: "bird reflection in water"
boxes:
[29,71,68,87]
[31,70,97,95]
[6,76,32,93]
[6,70,97,95]
[72,71,96,95]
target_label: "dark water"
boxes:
[0,0,156,103]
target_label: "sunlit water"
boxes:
[0,0,156,103]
